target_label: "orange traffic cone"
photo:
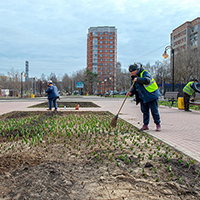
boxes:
[75,104,79,110]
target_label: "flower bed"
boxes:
[0,111,200,199]
[29,101,100,108]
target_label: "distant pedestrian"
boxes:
[183,79,200,112]
[126,64,161,131]
[46,80,59,111]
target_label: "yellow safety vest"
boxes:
[183,81,195,96]
[140,70,158,93]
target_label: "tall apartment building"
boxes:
[87,26,117,94]
[171,17,200,53]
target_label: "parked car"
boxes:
[96,93,103,96]
[109,90,119,95]
[105,92,110,97]
[119,91,128,95]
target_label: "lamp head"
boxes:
[162,51,169,59]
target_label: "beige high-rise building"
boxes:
[171,17,200,53]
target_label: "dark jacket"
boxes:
[46,83,59,100]
[191,82,200,93]
[130,68,161,104]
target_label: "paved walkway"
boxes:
[0,96,200,162]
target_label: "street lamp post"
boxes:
[104,78,107,95]
[162,45,175,92]
[21,71,25,98]
[109,76,114,97]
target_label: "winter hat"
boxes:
[129,64,139,72]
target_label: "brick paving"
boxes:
[0,96,200,162]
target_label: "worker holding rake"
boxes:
[126,63,161,131]
[46,80,59,111]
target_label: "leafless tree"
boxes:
[116,69,130,91]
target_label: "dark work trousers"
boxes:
[183,92,190,111]
[48,97,58,110]
[140,98,161,126]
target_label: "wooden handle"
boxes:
[117,81,135,115]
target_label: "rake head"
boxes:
[110,114,118,127]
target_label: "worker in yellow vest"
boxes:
[183,79,200,112]
[126,64,161,131]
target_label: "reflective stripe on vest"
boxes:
[183,81,195,96]
[140,70,158,93]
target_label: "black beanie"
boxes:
[129,64,138,72]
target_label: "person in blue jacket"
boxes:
[183,79,200,112]
[126,64,161,131]
[46,80,59,111]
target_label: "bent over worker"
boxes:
[183,79,200,112]
[126,64,161,131]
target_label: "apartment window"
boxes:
[110,50,113,53]
[105,36,108,39]
[105,54,107,57]
[100,59,102,61]
[105,41,108,44]
[100,54,103,57]
[110,63,113,66]
[110,59,113,61]
[100,41,103,44]
[93,32,98,36]
[100,32,103,35]
[93,38,98,44]
[110,67,113,70]
[93,66,97,73]
[184,37,186,42]
[110,54,113,57]
[105,45,108,48]
[100,63,102,66]
[93,49,97,53]
[100,36,103,39]
[105,63,108,66]
[110,32,113,35]
[110,36,113,39]
[100,67,102,70]
[105,50,108,52]
[100,72,102,75]
[105,32,108,34]
[110,41,113,44]
[184,29,186,34]
[110,45,113,48]
[100,50,102,52]
[100,45,102,48]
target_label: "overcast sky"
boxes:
[0,0,200,79]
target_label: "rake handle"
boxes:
[117,81,135,115]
